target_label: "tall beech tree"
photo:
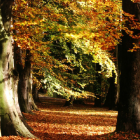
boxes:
[14,46,39,113]
[0,0,36,138]
[116,0,140,133]
[12,0,46,113]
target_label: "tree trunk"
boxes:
[16,49,32,113]
[12,66,33,131]
[15,48,38,113]
[64,95,74,106]
[115,43,120,110]
[28,68,39,111]
[0,1,36,138]
[116,0,140,133]
[104,72,117,110]
[32,83,40,103]
[94,66,102,107]
[29,92,39,111]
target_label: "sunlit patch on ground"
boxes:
[1,98,140,139]
[22,98,118,139]
[41,109,118,118]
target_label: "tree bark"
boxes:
[13,0,39,113]
[0,0,36,138]
[12,66,33,131]
[116,0,140,133]
[29,91,39,111]
[104,72,117,110]
[115,43,120,110]
[94,64,102,107]
[16,49,32,113]
[15,47,39,113]
[32,83,40,103]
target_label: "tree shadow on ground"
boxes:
[26,110,117,126]
[22,97,119,139]
[31,131,116,140]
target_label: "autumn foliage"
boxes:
[0,98,140,139]
[1,0,140,139]
[12,0,122,88]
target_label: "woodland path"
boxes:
[0,97,140,139]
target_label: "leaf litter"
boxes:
[0,98,140,140]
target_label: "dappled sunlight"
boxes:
[30,122,116,136]
[22,98,118,139]
[41,109,118,117]
[38,99,117,117]
[11,98,140,139]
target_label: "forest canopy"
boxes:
[1,0,140,138]
[12,0,123,99]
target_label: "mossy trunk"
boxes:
[0,1,36,137]
[12,67,33,131]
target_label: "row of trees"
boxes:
[39,0,119,105]
[0,0,140,138]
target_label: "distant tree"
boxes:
[104,71,117,110]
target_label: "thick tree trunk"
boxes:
[17,49,32,113]
[12,67,33,131]
[0,1,36,137]
[15,48,38,113]
[116,0,140,133]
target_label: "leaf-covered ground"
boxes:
[1,97,140,139]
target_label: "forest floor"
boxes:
[1,97,140,140]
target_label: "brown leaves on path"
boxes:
[23,98,137,140]
[1,98,140,139]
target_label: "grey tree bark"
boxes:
[16,48,32,113]
[0,0,37,138]
[15,47,39,113]
[116,0,140,133]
